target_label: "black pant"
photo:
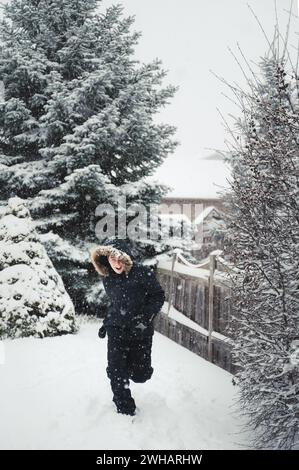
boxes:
[106,326,154,414]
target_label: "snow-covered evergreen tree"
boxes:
[0,197,77,338]
[222,36,299,449]
[0,0,179,312]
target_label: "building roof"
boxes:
[194,206,221,224]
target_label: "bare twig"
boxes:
[274,0,280,58]
[247,3,276,58]
[281,0,294,61]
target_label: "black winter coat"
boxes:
[90,238,165,334]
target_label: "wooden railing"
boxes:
[155,249,239,373]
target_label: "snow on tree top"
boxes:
[4,196,31,218]
[0,214,34,243]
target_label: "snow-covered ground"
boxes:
[0,317,251,450]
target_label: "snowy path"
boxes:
[0,319,250,450]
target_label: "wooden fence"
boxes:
[154,250,238,374]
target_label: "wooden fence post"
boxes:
[167,250,177,316]
[208,253,216,362]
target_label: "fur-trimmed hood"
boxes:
[90,238,134,277]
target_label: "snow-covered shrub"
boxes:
[0,197,77,338]
[222,49,299,449]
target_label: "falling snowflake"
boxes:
[136,323,147,331]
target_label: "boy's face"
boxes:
[108,255,125,274]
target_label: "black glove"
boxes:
[98,325,106,339]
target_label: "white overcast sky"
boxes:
[1,0,298,197]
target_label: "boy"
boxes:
[90,237,165,416]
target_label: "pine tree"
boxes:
[0,0,179,312]
[0,196,77,338]
[222,36,299,449]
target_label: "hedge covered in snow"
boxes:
[0,197,77,338]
